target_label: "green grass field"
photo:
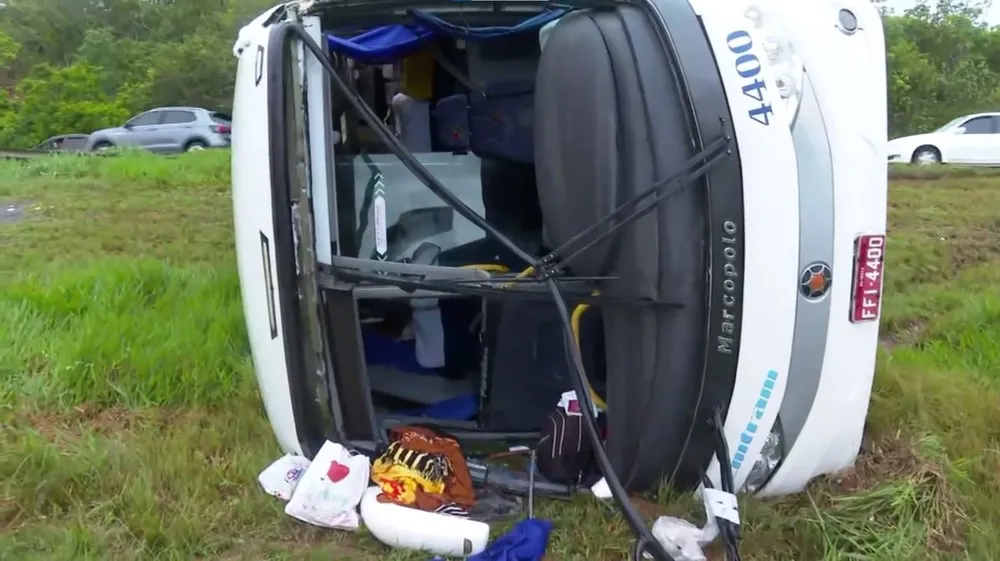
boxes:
[2,151,999,560]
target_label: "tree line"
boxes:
[0,0,997,148]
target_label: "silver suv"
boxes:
[85,107,232,153]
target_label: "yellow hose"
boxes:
[460,263,529,288]
[571,298,607,411]
[460,263,510,274]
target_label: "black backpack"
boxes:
[536,406,596,485]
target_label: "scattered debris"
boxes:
[258,426,560,559]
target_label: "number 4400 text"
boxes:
[726,30,774,127]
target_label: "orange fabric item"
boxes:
[371,425,476,512]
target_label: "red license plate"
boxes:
[850,234,886,323]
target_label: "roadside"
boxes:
[2,152,999,560]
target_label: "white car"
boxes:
[888,112,1000,165]
[229,1,887,553]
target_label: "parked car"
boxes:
[33,134,91,152]
[887,112,1000,165]
[85,107,232,153]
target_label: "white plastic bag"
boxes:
[258,454,312,501]
[644,516,715,561]
[643,487,734,561]
[284,441,371,530]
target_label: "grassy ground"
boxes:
[1,152,999,560]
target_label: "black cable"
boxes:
[544,273,676,561]
[711,409,737,513]
[632,536,651,561]
[708,409,743,561]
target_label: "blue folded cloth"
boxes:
[468,519,553,561]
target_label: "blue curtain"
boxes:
[326,9,566,63]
